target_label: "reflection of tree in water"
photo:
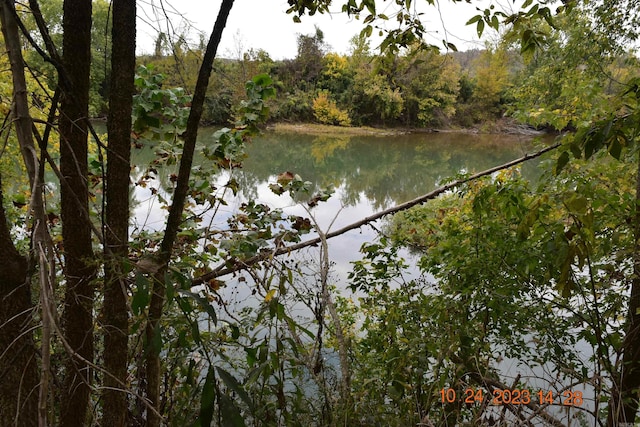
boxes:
[233,130,542,211]
[131,129,544,211]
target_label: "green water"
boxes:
[233,130,546,211]
[127,127,550,253]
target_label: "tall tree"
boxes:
[58,0,95,424]
[144,1,235,425]
[101,0,136,425]
[0,183,36,426]
[0,0,51,424]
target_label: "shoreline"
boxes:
[268,119,548,137]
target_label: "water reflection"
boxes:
[128,129,549,278]
[233,130,542,211]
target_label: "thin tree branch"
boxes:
[193,141,562,284]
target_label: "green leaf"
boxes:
[569,142,582,159]
[231,325,240,340]
[219,393,246,427]
[245,346,258,367]
[555,151,570,174]
[363,0,375,15]
[490,14,499,30]
[476,19,485,38]
[444,41,458,51]
[216,367,254,411]
[179,290,217,324]
[252,73,272,86]
[132,273,150,316]
[195,367,216,427]
[191,321,201,345]
[557,251,575,298]
[466,15,481,25]
[564,193,588,215]
[608,136,623,160]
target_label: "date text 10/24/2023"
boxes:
[439,388,584,406]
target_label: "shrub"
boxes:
[312,91,351,126]
[269,89,315,122]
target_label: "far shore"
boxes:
[268,119,547,137]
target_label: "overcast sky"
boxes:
[136,0,503,59]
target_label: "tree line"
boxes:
[139,18,638,133]
[141,30,521,129]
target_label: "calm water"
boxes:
[131,129,546,279]
[240,130,541,210]
[233,130,543,277]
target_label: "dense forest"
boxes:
[136,23,637,132]
[1,0,640,426]
[131,13,637,136]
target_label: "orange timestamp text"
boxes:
[439,388,583,406]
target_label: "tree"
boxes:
[143,2,236,425]
[58,0,96,424]
[508,8,628,131]
[469,47,512,120]
[101,0,136,424]
[275,26,326,92]
[396,48,460,126]
[22,0,113,117]
[0,2,40,422]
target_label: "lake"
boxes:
[132,129,544,276]
[217,130,543,278]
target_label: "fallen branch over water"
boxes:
[192,141,562,285]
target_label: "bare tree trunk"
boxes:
[59,0,95,425]
[607,152,640,426]
[101,0,136,425]
[144,2,234,425]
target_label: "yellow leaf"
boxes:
[265,289,277,302]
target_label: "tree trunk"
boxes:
[607,152,640,425]
[0,182,37,426]
[101,0,136,425]
[0,0,50,424]
[59,0,95,425]
[144,2,234,425]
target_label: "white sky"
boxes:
[136,0,509,59]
